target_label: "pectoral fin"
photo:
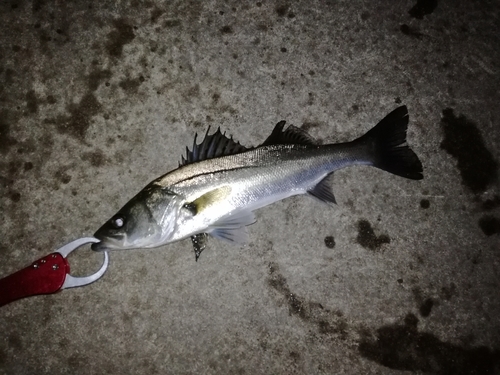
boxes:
[208,209,256,244]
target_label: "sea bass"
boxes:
[92,106,423,259]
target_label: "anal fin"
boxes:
[307,173,337,205]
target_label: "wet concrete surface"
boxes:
[1,1,499,374]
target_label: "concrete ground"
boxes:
[1,1,499,374]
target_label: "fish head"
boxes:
[92,184,182,251]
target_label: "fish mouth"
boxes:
[91,233,130,251]
[91,241,108,252]
[92,228,126,251]
[91,237,124,251]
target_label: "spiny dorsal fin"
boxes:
[179,127,249,166]
[261,121,318,146]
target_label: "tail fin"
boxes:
[358,106,423,180]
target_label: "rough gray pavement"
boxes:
[1,1,499,374]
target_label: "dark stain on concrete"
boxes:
[318,317,348,339]
[67,353,88,369]
[0,347,5,366]
[275,4,289,17]
[220,25,233,34]
[301,121,320,132]
[0,112,18,154]
[412,286,424,304]
[360,11,370,21]
[16,140,36,155]
[46,95,57,104]
[9,191,21,202]
[4,68,16,86]
[212,92,220,103]
[32,0,44,13]
[356,219,390,250]
[420,199,430,209]
[478,216,500,236]
[0,241,8,254]
[38,29,55,50]
[164,19,181,28]
[54,169,71,184]
[88,69,112,91]
[359,313,500,374]
[26,90,38,113]
[119,76,144,94]
[38,133,55,161]
[191,121,205,131]
[467,249,481,265]
[1,171,15,191]
[289,351,300,361]
[106,19,135,58]
[24,161,33,171]
[306,92,314,105]
[82,149,107,167]
[268,262,307,319]
[400,24,424,39]
[441,283,457,301]
[8,333,22,350]
[419,298,434,317]
[256,23,269,32]
[54,92,102,141]
[324,236,335,249]
[6,160,23,178]
[482,196,500,211]
[184,84,200,100]
[150,7,164,23]
[409,0,438,20]
[267,262,349,341]
[440,108,498,194]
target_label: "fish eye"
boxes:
[111,215,125,229]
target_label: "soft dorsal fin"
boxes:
[261,121,318,146]
[180,127,249,166]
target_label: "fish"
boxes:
[92,106,423,260]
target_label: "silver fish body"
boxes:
[158,143,363,241]
[92,106,423,258]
